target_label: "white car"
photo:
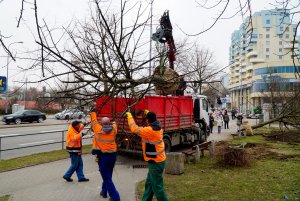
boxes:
[55,109,84,120]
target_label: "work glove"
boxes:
[126,112,132,118]
[144,109,149,115]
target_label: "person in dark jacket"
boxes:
[223,110,230,129]
[209,112,214,133]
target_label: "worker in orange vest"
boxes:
[63,120,89,182]
[126,110,169,201]
[90,111,120,201]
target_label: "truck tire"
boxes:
[163,138,172,153]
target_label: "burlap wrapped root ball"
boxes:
[242,121,253,136]
[153,66,180,95]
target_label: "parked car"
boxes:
[246,113,260,119]
[2,110,46,124]
[55,109,84,120]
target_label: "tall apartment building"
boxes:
[228,8,300,113]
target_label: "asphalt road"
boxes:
[0,116,92,159]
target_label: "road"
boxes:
[0,117,92,159]
[0,114,263,160]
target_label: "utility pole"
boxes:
[149,0,153,77]
[4,41,23,114]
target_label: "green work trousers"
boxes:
[142,160,169,201]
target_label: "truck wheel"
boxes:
[163,138,172,153]
[65,115,69,120]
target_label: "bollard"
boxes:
[165,152,184,175]
[194,146,200,163]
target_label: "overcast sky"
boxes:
[0,0,292,88]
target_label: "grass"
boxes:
[137,132,300,201]
[0,195,9,201]
[0,145,92,173]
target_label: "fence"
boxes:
[0,129,93,159]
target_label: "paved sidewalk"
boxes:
[207,118,257,142]
[0,155,147,201]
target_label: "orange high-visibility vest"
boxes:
[127,116,166,162]
[66,124,84,153]
[90,112,117,153]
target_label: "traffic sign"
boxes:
[0,76,7,93]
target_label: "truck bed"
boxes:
[96,95,193,132]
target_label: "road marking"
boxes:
[19,140,55,146]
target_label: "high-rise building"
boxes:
[228,8,300,113]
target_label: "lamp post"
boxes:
[5,41,23,114]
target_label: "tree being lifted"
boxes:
[151,11,186,96]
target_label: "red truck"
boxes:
[96,95,210,152]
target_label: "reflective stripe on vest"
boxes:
[142,139,162,145]
[91,147,116,153]
[144,149,164,156]
[96,130,116,143]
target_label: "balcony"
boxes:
[246,51,258,58]
[249,57,264,63]
[283,42,298,49]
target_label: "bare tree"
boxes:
[176,44,221,94]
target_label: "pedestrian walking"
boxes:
[236,113,244,135]
[63,120,89,182]
[216,112,223,134]
[90,111,120,201]
[126,110,169,201]
[223,110,230,129]
[231,109,236,120]
[209,112,214,133]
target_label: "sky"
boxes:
[0,0,290,90]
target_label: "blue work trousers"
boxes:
[98,155,120,201]
[64,153,85,180]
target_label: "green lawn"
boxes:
[137,132,300,201]
[0,195,9,201]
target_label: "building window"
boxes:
[259,34,263,38]
[266,19,270,24]
[286,27,289,31]
[279,34,283,38]
[266,55,270,59]
[266,48,269,52]
[279,55,283,60]
[286,34,289,39]
[280,27,284,31]
[266,41,270,45]
[266,28,270,31]
[266,34,270,38]
[279,41,282,45]
[279,48,282,52]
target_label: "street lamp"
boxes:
[5,41,23,114]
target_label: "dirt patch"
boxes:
[215,141,298,161]
[263,130,300,143]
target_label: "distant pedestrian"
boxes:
[231,109,236,120]
[223,110,230,129]
[236,113,244,134]
[216,112,223,134]
[90,111,120,201]
[63,120,89,182]
[209,112,214,133]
